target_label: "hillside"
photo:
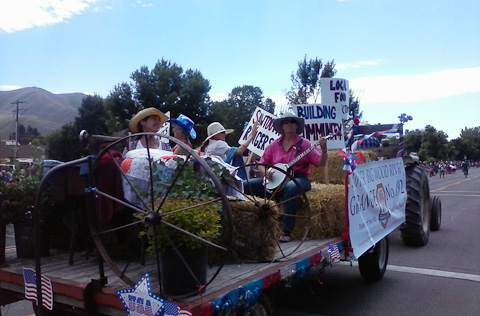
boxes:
[0,87,87,139]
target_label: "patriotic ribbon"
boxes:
[350,126,400,152]
[339,150,364,175]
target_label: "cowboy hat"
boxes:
[129,107,168,133]
[167,114,197,139]
[273,111,305,135]
[204,122,234,142]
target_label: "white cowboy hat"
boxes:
[273,111,305,135]
[129,107,168,133]
[204,122,234,142]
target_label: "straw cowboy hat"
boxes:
[129,107,168,133]
[204,122,234,142]
[167,114,197,139]
[273,111,305,135]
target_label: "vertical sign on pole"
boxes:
[321,78,350,121]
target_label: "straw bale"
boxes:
[228,196,281,261]
[292,183,345,239]
[310,150,377,184]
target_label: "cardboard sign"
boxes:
[237,107,280,157]
[292,104,344,150]
[348,158,407,258]
[159,111,170,144]
[321,78,350,121]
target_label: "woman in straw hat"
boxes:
[167,114,196,155]
[202,121,258,179]
[128,107,171,151]
[243,111,327,242]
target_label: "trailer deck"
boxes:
[0,235,345,315]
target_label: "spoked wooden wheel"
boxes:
[224,163,311,262]
[86,133,234,298]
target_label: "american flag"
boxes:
[23,267,53,310]
[163,300,192,316]
[328,244,341,262]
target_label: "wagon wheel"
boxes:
[223,163,311,262]
[86,133,234,299]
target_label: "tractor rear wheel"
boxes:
[400,165,431,246]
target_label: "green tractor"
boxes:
[352,119,441,246]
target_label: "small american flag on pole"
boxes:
[328,244,341,263]
[23,267,53,310]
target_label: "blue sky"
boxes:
[1,0,479,140]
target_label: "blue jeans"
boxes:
[243,177,311,235]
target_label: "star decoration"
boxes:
[116,273,164,316]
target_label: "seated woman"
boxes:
[128,107,171,151]
[167,114,197,155]
[202,121,258,180]
[242,112,328,242]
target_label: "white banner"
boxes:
[292,104,344,149]
[321,78,350,121]
[238,107,280,157]
[348,158,407,258]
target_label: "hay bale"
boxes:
[293,183,345,239]
[310,150,378,184]
[228,197,281,261]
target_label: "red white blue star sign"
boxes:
[116,273,164,316]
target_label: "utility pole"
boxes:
[11,100,25,159]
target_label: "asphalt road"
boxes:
[275,167,480,316]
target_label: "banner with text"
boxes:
[292,104,344,149]
[348,158,407,258]
[238,107,280,157]
[321,78,350,121]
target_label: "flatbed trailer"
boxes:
[1,130,423,315]
[0,234,346,315]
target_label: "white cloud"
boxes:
[336,60,381,71]
[0,0,100,33]
[350,67,480,104]
[0,85,24,91]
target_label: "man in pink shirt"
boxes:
[244,112,328,242]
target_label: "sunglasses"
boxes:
[282,119,297,125]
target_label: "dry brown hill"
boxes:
[0,87,86,139]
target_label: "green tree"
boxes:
[45,123,83,161]
[105,82,139,133]
[286,56,336,105]
[8,124,41,145]
[404,129,423,153]
[128,59,212,144]
[130,59,211,121]
[210,85,275,145]
[75,94,108,135]
[455,126,480,160]
[46,95,107,160]
[418,125,449,161]
[348,90,363,120]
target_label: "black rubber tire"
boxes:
[430,195,442,231]
[400,165,431,246]
[358,236,389,282]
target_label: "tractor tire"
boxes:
[358,236,389,282]
[430,195,442,231]
[400,165,431,246]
